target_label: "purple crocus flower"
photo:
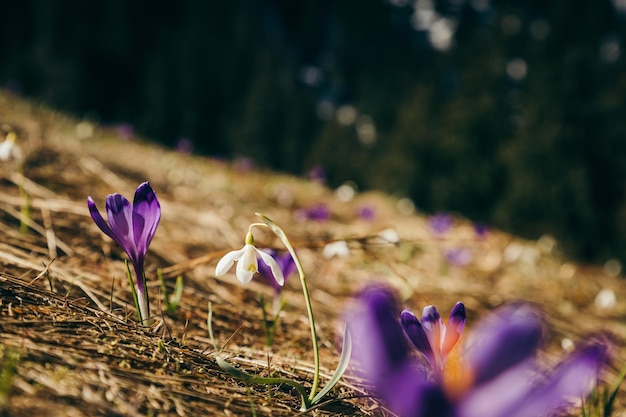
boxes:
[347,286,607,417]
[87,182,161,322]
[357,204,376,221]
[400,302,466,378]
[429,213,454,235]
[114,122,135,140]
[175,137,194,154]
[257,248,297,315]
[473,222,488,239]
[307,165,327,184]
[444,247,473,267]
[295,203,331,222]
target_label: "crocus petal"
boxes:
[422,306,444,355]
[382,367,454,417]
[256,248,285,286]
[504,343,607,417]
[458,361,538,417]
[347,286,411,383]
[105,193,136,257]
[132,182,161,256]
[215,247,246,276]
[348,286,455,417]
[465,305,543,385]
[401,309,435,364]
[87,197,117,242]
[277,253,297,281]
[442,302,466,358]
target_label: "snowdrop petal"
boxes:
[256,248,285,286]
[215,247,246,277]
[236,247,257,284]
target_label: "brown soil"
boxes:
[0,92,624,416]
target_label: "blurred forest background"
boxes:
[1,0,626,265]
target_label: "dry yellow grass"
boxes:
[0,92,624,416]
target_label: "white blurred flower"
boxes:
[323,241,349,259]
[378,228,400,244]
[0,131,23,162]
[594,288,617,310]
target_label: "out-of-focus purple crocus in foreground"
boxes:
[400,301,466,380]
[88,182,161,323]
[346,286,607,417]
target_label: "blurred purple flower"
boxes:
[114,123,135,140]
[257,249,296,294]
[346,286,607,417]
[176,137,194,154]
[400,302,465,378]
[233,156,255,172]
[307,165,327,184]
[473,222,488,239]
[429,213,453,235]
[88,182,161,322]
[295,203,331,222]
[5,79,22,96]
[357,204,376,221]
[444,247,473,267]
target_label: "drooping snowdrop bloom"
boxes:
[88,182,161,322]
[322,240,350,259]
[0,129,23,162]
[215,231,285,286]
[347,286,607,417]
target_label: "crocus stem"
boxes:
[137,286,150,325]
[252,216,320,401]
[125,260,151,325]
[125,260,142,322]
[137,271,152,325]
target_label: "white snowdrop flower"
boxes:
[0,131,23,162]
[322,241,349,259]
[378,228,400,244]
[561,337,575,353]
[594,288,617,310]
[215,231,284,286]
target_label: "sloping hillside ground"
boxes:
[0,92,624,416]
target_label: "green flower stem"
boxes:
[254,214,321,402]
[125,260,151,325]
[125,260,142,322]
